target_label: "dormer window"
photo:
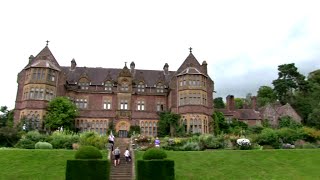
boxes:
[156,83,164,93]
[121,83,129,92]
[79,82,89,90]
[137,82,145,92]
[78,77,90,90]
[104,81,112,91]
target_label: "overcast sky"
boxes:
[1,0,319,109]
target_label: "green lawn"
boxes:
[135,149,320,180]
[0,149,108,180]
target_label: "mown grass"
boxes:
[0,149,108,180]
[135,149,320,180]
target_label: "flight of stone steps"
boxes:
[110,138,133,180]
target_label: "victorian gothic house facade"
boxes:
[14,45,214,137]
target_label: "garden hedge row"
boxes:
[137,159,174,180]
[66,159,110,180]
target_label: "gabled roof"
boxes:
[176,52,203,75]
[24,46,61,71]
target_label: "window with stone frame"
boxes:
[103,99,112,110]
[76,98,88,109]
[79,82,89,90]
[156,83,164,93]
[121,83,129,92]
[137,100,145,111]
[104,81,112,91]
[47,69,56,82]
[140,120,157,136]
[120,100,128,110]
[156,102,165,111]
[137,82,145,92]
[32,68,46,80]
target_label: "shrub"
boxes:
[35,142,53,149]
[199,134,226,149]
[256,128,280,148]
[79,131,108,149]
[137,160,174,180]
[75,146,103,159]
[278,116,302,129]
[236,138,252,150]
[0,127,21,147]
[15,138,35,149]
[25,130,46,142]
[277,128,302,144]
[66,160,110,180]
[301,127,320,142]
[47,131,79,149]
[180,142,201,151]
[302,142,317,149]
[143,148,167,160]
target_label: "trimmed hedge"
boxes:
[75,146,102,159]
[66,159,110,180]
[137,159,174,180]
[142,148,167,160]
[35,142,53,149]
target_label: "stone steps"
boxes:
[110,138,133,180]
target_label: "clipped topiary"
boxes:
[35,142,53,149]
[143,148,167,160]
[75,146,102,159]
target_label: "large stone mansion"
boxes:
[14,44,214,137]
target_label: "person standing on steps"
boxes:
[113,147,121,167]
[108,131,115,151]
[124,147,131,163]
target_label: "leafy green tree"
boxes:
[157,111,181,137]
[212,111,229,135]
[272,63,308,104]
[0,106,14,128]
[256,86,277,107]
[213,97,225,108]
[307,106,320,129]
[44,97,78,131]
[235,98,244,109]
[278,116,302,129]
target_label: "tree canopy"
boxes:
[157,111,181,137]
[44,97,78,131]
[0,106,14,128]
[272,63,308,104]
[256,86,277,107]
[213,97,225,108]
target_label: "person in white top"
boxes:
[124,147,131,163]
[108,132,115,151]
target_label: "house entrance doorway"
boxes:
[116,120,130,138]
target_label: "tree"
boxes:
[212,111,229,135]
[272,63,308,104]
[44,97,78,131]
[235,98,244,109]
[307,106,320,129]
[0,106,14,128]
[256,86,277,107]
[213,97,225,108]
[157,111,181,137]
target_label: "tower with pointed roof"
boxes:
[14,45,214,136]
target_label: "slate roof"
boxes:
[61,66,176,87]
[25,46,61,71]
